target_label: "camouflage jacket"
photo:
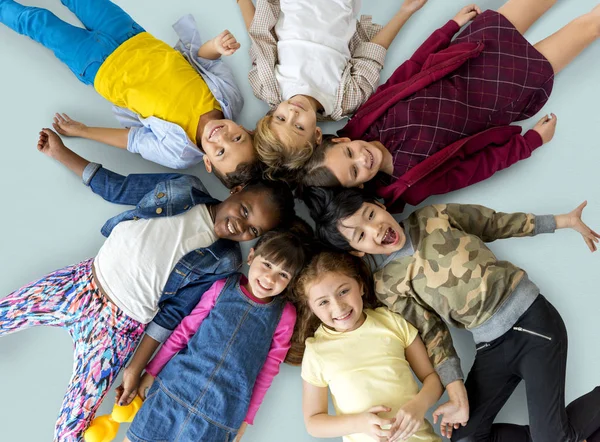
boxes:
[374,204,556,385]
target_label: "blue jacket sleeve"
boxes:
[146,242,242,342]
[83,164,185,206]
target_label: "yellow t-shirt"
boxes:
[302,308,441,442]
[94,32,221,145]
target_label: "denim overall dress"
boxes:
[127,274,285,442]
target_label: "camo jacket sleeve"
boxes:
[439,204,556,242]
[382,291,464,387]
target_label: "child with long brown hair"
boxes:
[293,249,443,442]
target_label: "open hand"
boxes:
[52,113,87,138]
[432,399,469,438]
[212,29,241,56]
[532,113,557,144]
[557,201,600,252]
[115,366,142,406]
[453,4,482,27]
[137,372,155,400]
[37,128,66,159]
[400,0,427,14]
[389,400,426,442]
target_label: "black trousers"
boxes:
[452,295,600,442]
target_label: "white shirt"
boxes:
[274,0,361,116]
[94,205,217,323]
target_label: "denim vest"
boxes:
[156,274,285,431]
[83,164,242,342]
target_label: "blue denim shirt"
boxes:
[112,14,245,169]
[83,163,242,342]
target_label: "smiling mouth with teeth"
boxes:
[334,310,353,321]
[227,219,236,235]
[209,125,224,140]
[381,227,398,246]
[366,150,374,169]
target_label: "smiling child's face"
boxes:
[246,250,292,300]
[201,119,256,176]
[338,202,406,255]
[307,272,366,332]
[322,138,384,187]
[211,188,280,242]
[271,96,321,150]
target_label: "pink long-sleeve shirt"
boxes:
[145,277,296,425]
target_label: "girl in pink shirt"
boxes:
[123,229,309,442]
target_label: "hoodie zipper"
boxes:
[513,326,552,341]
[476,343,490,351]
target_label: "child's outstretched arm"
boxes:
[237,0,256,30]
[37,128,90,177]
[389,335,443,442]
[52,113,129,150]
[198,30,241,59]
[371,0,428,50]
[303,382,395,440]
[115,279,223,406]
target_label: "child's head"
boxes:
[212,180,296,242]
[294,250,379,334]
[200,119,259,188]
[303,187,406,256]
[301,136,384,188]
[246,226,310,300]
[254,97,323,180]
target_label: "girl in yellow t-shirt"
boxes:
[293,250,443,442]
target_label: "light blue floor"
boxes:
[1,0,599,441]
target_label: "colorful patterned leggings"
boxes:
[0,259,144,441]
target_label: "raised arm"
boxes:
[403,116,557,208]
[371,0,428,50]
[198,29,241,60]
[237,0,256,30]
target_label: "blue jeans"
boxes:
[0,0,144,84]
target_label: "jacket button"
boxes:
[157,192,165,198]
[156,208,163,214]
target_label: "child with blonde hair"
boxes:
[237,0,428,180]
[295,250,443,442]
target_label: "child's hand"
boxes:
[452,4,482,27]
[115,366,142,406]
[556,201,600,252]
[357,406,395,441]
[137,372,155,400]
[400,0,427,14]
[532,113,558,144]
[37,128,66,159]
[212,29,241,56]
[389,400,426,442]
[52,113,88,138]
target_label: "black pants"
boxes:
[452,295,600,442]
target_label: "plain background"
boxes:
[0,0,599,441]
